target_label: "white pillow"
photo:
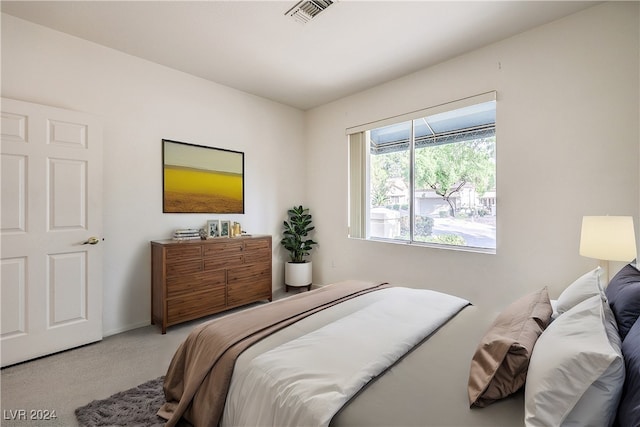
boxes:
[524,294,624,427]
[550,299,559,321]
[555,267,603,315]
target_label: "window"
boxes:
[348,92,496,252]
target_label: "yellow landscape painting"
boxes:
[163,140,244,213]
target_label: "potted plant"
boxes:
[281,205,318,291]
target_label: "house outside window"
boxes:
[348,92,496,253]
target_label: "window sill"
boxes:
[351,236,496,255]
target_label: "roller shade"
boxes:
[370,100,495,154]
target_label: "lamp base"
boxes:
[598,260,609,288]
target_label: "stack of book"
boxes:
[172,228,201,240]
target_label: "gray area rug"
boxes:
[75,376,169,427]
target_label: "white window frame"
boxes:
[347,91,497,254]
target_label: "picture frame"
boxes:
[219,220,231,238]
[206,220,220,238]
[162,139,245,214]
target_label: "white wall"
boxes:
[305,2,639,309]
[1,14,307,335]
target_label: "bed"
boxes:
[158,264,640,427]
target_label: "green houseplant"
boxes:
[281,205,318,263]
[281,205,318,291]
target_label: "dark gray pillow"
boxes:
[606,263,640,340]
[618,317,640,426]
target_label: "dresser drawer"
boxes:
[165,245,202,262]
[203,241,243,257]
[166,270,226,298]
[167,287,226,324]
[227,263,271,306]
[243,248,271,264]
[227,263,271,287]
[204,254,243,271]
[243,238,271,251]
[228,279,271,306]
[166,259,202,277]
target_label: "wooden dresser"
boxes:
[151,235,272,333]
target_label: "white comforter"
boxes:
[222,287,469,427]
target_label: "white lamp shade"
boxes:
[579,216,637,262]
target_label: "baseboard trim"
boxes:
[103,320,150,337]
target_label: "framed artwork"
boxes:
[206,220,220,238]
[162,139,244,213]
[219,220,231,238]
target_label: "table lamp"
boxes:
[579,216,637,285]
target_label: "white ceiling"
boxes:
[2,1,599,110]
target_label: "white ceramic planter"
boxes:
[284,261,312,287]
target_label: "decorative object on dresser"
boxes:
[151,235,272,333]
[172,228,201,241]
[220,220,231,238]
[206,220,220,238]
[281,205,318,292]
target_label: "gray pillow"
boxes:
[555,268,602,315]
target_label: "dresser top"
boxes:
[151,234,270,246]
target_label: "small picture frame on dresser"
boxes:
[206,220,220,238]
[219,220,231,237]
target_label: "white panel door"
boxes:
[1,98,103,367]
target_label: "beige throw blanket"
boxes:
[157,280,390,427]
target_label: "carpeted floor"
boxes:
[1,323,188,427]
[1,291,289,427]
[74,376,166,427]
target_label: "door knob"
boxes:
[82,237,100,245]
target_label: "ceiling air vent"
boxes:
[285,0,334,24]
